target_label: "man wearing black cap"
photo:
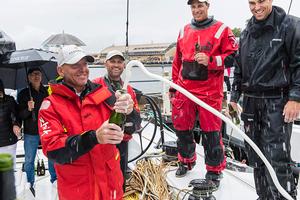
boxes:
[171,0,238,187]
[17,67,56,195]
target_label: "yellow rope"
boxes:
[124,158,177,200]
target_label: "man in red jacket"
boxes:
[93,50,141,189]
[171,0,238,187]
[38,45,135,200]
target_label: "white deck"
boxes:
[14,121,300,199]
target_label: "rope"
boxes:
[124,158,175,200]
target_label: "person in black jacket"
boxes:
[230,0,300,199]
[0,79,21,168]
[17,68,56,195]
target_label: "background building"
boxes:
[93,42,176,64]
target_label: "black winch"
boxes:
[188,179,218,200]
[162,141,178,163]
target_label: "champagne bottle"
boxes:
[40,159,45,176]
[0,154,16,200]
[37,159,41,176]
[109,88,127,130]
[228,104,240,125]
[195,42,200,53]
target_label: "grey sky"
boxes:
[0,0,298,53]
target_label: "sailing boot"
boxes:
[205,171,223,188]
[176,162,195,178]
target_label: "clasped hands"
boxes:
[95,91,134,144]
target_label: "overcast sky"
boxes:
[0,0,298,53]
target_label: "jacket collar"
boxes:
[248,6,286,38]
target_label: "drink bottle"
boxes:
[0,153,16,200]
[109,88,127,130]
[40,159,45,176]
[228,104,240,125]
[37,159,41,176]
[195,42,201,53]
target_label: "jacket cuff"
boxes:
[124,109,141,134]
[289,89,300,102]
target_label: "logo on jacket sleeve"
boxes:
[40,100,51,110]
[229,36,238,48]
[39,117,51,137]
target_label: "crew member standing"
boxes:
[230,0,300,199]
[171,0,238,187]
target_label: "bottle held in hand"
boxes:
[109,89,126,130]
[228,104,240,125]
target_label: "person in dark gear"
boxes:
[0,79,21,168]
[230,0,300,199]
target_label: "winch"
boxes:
[162,141,178,163]
[188,179,218,200]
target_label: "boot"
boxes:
[205,171,223,188]
[176,163,188,177]
[176,162,195,178]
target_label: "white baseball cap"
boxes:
[57,45,94,66]
[105,50,125,62]
[187,0,209,5]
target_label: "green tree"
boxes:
[232,27,242,37]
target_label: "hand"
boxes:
[13,125,21,138]
[229,102,242,114]
[28,100,35,111]
[283,100,300,123]
[195,52,209,66]
[114,91,134,115]
[95,120,124,144]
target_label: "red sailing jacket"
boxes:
[93,77,140,141]
[172,20,238,101]
[38,81,123,200]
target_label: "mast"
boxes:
[288,0,293,14]
[125,0,129,61]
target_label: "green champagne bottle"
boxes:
[109,89,127,130]
[40,159,45,176]
[0,153,16,200]
[228,104,240,125]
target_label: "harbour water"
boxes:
[89,64,172,95]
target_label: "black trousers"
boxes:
[241,95,297,199]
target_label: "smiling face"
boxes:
[57,57,89,92]
[28,70,42,88]
[105,56,125,81]
[190,1,209,22]
[248,0,273,21]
